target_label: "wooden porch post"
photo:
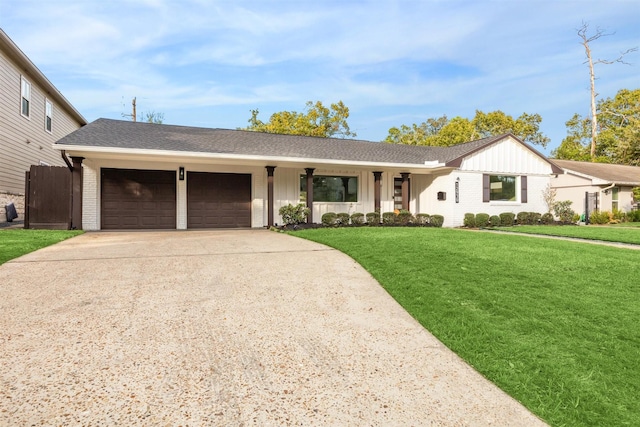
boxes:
[266,166,276,227]
[401,172,410,211]
[373,171,382,213]
[70,157,84,230]
[305,168,315,223]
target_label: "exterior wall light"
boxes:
[179,167,185,181]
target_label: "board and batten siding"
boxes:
[0,48,83,194]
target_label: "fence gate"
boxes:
[584,191,599,224]
[24,165,71,229]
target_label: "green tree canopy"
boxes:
[243,100,355,138]
[552,88,640,165]
[384,110,549,147]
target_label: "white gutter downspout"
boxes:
[601,183,616,194]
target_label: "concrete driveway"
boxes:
[0,230,547,426]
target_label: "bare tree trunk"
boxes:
[585,42,598,159]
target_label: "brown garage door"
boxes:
[101,168,176,229]
[187,172,251,228]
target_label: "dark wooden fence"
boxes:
[24,165,71,229]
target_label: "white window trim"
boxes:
[21,76,31,119]
[45,98,53,133]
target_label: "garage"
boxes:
[187,172,251,228]
[101,168,176,229]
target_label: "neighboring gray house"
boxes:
[54,118,561,230]
[0,28,86,223]
[551,159,640,214]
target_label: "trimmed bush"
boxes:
[489,215,501,227]
[279,203,310,225]
[430,215,444,228]
[336,212,351,226]
[321,212,337,226]
[463,213,476,228]
[531,212,542,224]
[350,212,364,225]
[475,213,490,227]
[397,210,414,225]
[382,212,396,225]
[366,211,380,225]
[500,212,515,227]
[516,211,530,225]
[541,212,554,225]
[415,213,430,226]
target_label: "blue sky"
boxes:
[1,0,638,154]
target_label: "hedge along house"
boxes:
[53,118,561,230]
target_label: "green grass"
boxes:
[0,229,83,264]
[292,227,640,427]
[494,225,640,245]
[609,222,640,228]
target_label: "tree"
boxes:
[384,110,549,147]
[553,88,640,165]
[577,22,637,160]
[140,111,164,124]
[243,101,355,138]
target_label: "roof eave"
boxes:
[0,29,87,126]
[55,144,452,172]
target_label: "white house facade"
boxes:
[54,119,560,230]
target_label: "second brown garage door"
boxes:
[187,172,252,228]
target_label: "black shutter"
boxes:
[483,174,490,202]
[521,176,528,203]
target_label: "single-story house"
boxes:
[0,29,86,223]
[551,159,640,214]
[54,118,561,230]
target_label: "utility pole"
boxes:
[122,97,137,122]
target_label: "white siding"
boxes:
[460,136,552,175]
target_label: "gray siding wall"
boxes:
[0,48,83,195]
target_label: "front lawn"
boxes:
[0,229,83,264]
[292,227,639,427]
[494,225,640,245]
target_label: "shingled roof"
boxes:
[55,118,531,167]
[551,159,640,186]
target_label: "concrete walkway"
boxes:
[0,230,547,426]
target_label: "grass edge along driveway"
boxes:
[0,229,83,265]
[493,224,640,246]
[291,227,639,427]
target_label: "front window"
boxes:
[490,175,516,201]
[45,99,53,132]
[612,187,619,211]
[300,175,358,202]
[21,77,31,118]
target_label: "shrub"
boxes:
[336,212,351,226]
[279,203,310,225]
[321,212,337,226]
[612,209,626,222]
[628,209,640,222]
[553,200,575,224]
[516,211,530,225]
[366,211,380,225]
[589,210,610,225]
[350,212,364,225]
[500,212,515,227]
[489,215,501,227]
[382,212,396,225]
[415,213,430,226]
[475,213,490,227]
[541,212,554,225]
[397,210,414,225]
[463,213,476,228]
[531,212,542,224]
[430,215,444,228]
